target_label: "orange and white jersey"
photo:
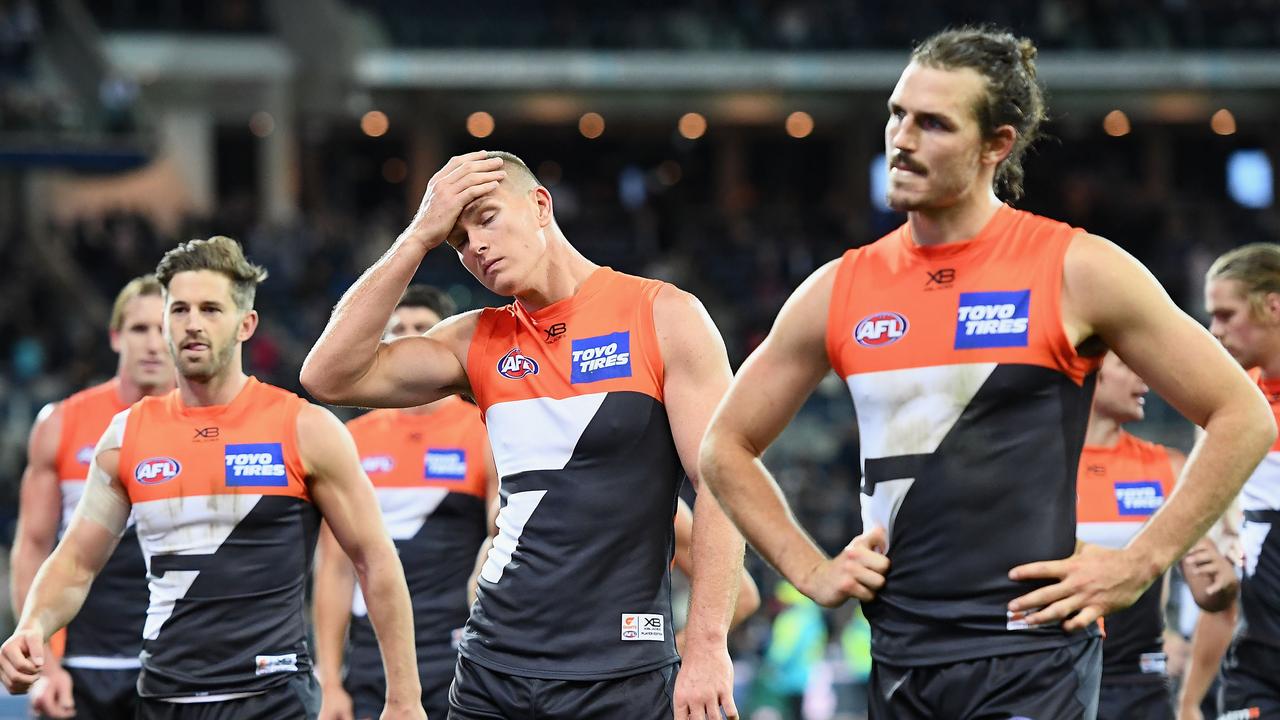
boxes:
[344,398,489,669]
[461,267,682,680]
[111,377,316,698]
[827,204,1101,666]
[1078,431,1176,679]
[1239,372,1280,649]
[52,379,148,666]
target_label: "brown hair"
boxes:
[1207,243,1280,322]
[155,236,268,311]
[396,284,457,318]
[911,26,1047,201]
[109,274,163,332]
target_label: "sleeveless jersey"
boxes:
[1077,430,1177,680]
[114,377,317,698]
[461,267,682,680]
[344,397,489,674]
[53,379,149,666]
[1239,373,1280,649]
[826,204,1101,666]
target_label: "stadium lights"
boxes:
[467,111,495,139]
[579,112,605,139]
[678,113,707,140]
[1103,110,1130,137]
[249,111,274,138]
[361,110,389,138]
[1211,108,1237,136]
[785,111,814,139]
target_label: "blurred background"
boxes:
[2,1,1278,718]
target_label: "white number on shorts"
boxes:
[480,490,547,584]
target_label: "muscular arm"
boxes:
[10,403,64,618]
[699,261,888,607]
[312,522,356,693]
[1012,235,1274,629]
[299,405,421,712]
[301,152,503,408]
[672,498,760,629]
[1167,451,1240,612]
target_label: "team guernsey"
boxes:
[343,397,489,707]
[1239,373,1280,649]
[1077,431,1176,681]
[55,379,149,668]
[110,377,318,699]
[826,204,1101,666]
[461,267,682,679]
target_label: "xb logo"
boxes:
[925,268,956,288]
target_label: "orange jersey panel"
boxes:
[345,397,488,497]
[466,267,665,412]
[1077,431,1176,526]
[826,204,1098,382]
[118,378,309,504]
[55,379,129,481]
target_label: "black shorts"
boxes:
[448,655,678,720]
[1219,639,1280,719]
[135,672,319,720]
[347,655,454,720]
[40,666,139,720]
[1097,676,1173,720]
[868,637,1102,720]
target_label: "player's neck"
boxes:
[1084,412,1123,448]
[114,374,173,406]
[908,189,1003,247]
[514,236,599,313]
[179,368,250,408]
[1258,352,1280,381]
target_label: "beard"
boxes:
[172,338,236,383]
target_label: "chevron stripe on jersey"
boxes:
[344,400,488,673]
[53,379,148,664]
[827,204,1101,667]
[1077,431,1176,679]
[116,378,317,698]
[462,267,682,680]
[1238,374,1280,649]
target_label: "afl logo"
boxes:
[497,348,540,380]
[135,457,181,485]
[854,312,909,347]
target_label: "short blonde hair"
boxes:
[155,236,268,310]
[109,275,163,332]
[1207,243,1280,322]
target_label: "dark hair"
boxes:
[155,236,267,310]
[911,26,1046,200]
[396,284,456,319]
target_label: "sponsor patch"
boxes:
[135,457,181,485]
[621,613,664,641]
[497,348,539,379]
[425,449,467,481]
[75,445,95,465]
[1006,607,1041,631]
[1139,652,1167,674]
[254,653,297,676]
[1115,481,1164,516]
[225,443,288,487]
[571,331,632,383]
[955,290,1030,349]
[361,455,394,474]
[854,312,909,347]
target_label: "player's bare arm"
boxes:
[313,522,357,720]
[298,404,425,719]
[672,498,761,630]
[653,285,744,720]
[300,152,503,407]
[699,260,890,608]
[1,433,130,694]
[1164,451,1240,613]
[1009,233,1274,630]
[10,403,63,619]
